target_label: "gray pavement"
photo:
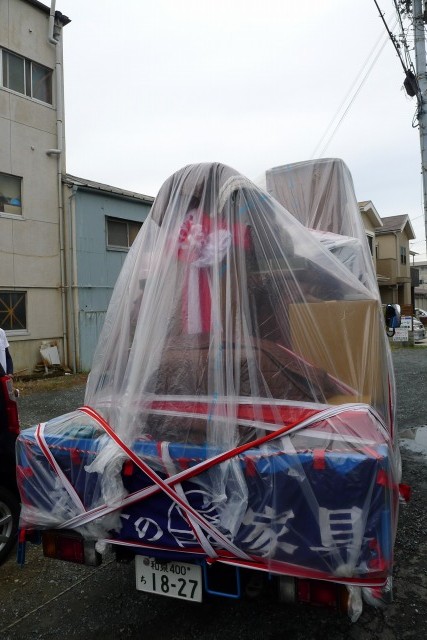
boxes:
[0,348,426,639]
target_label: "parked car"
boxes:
[413,317,426,342]
[401,316,426,342]
[0,364,20,565]
[415,308,427,326]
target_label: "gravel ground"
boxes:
[0,348,426,639]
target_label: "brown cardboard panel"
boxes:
[2,204,21,215]
[289,299,381,403]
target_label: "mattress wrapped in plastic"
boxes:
[17,160,400,606]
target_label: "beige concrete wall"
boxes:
[9,218,60,287]
[4,0,54,67]
[8,286,64,374]
[377,232,411,280]
[376,258,397,280]
[377,235,396,260]
[398,231,411,280]
[0,0,65,373]
[379,288,394,305]
[360,211,376,234]
[0,216,14,275]
[10,337,64,377]
[359,212,377,271]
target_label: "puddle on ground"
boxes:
[399,425,427,458]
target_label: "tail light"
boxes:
[279,575,349,613]
[297,578,349,611]
[42,530,102,566]
[1,374,20,435]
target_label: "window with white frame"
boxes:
[0,173,22,215]
[106,217,142,249]
[0,291,27,331]
[1,48,52,105]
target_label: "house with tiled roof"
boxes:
[62,175,153,371]
[374,214,416,307]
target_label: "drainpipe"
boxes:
[66,185,79,373]
[48,1,68,368]
[393,231,399,304]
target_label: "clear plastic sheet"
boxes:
[257,158,381,293]
[17,161,400,607]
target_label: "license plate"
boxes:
[135,555,203,602]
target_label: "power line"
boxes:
[312,24,394,158]
[375,0,421,102]
[311,30,389,158]
[374,0,408,71]
[393,0,416,71]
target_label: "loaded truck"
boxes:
[16,159,403,621]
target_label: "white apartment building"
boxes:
[0,0,70,373]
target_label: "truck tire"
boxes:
[0,486,20,565]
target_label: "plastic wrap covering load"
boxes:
[17,162,399,597]
[256,158,379,292]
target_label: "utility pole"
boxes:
[413,0,427,246]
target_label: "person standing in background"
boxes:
[0,328,13,376]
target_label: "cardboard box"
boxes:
[2,204,22,215]
[289,299,383,405]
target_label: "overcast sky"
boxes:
[57,0,427,260]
